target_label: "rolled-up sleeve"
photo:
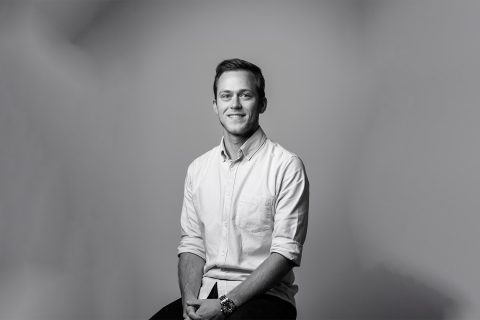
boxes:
[177,164,206,260]
[270,156,309,266]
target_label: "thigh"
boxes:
[148,298,183,320]
[229,294,297,320]
[149,284,218,320]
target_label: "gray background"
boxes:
[1,1,479,319]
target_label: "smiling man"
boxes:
[150,59,309,320]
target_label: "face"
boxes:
[213,70,267,139]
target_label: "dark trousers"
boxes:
[149,284,297,320]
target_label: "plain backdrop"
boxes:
[1,1,479,319]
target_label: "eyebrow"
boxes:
[218,89,253,94]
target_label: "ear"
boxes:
[259,98,267,114]
[212,99,219,115]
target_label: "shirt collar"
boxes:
[220,127,267,162]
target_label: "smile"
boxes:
[227,114,245,119]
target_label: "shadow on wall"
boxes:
[319,264,461,320]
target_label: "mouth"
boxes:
[227,114,246,119]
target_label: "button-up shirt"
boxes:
[177,127,309,306]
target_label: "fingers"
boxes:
[182,310,192,320]
[186,306,201,320]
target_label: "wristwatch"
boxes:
[219,295,237,316]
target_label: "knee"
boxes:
[148,298,183,320]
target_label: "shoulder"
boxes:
[186,144,220,177]
[265,138,306,171]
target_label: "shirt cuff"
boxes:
[270,236,303,266]
[177,236,206,260]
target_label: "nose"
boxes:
[231,95,241,109]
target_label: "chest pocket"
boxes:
[235,194,274,233]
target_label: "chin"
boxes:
[227,129,247,136]
[221,120,257,137]
[231,127,257,137]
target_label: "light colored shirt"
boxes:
[177,127,309,306]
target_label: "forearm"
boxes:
[178,252,206,305]
[227,252,294,306]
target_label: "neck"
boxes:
[223,126,258,159]
[223,136,244,159]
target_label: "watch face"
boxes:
[220,296,236,315]
[224,301,234,312]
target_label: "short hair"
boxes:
[213,58,266,103]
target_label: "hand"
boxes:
[182,305,196,320]
[187,298,225,320]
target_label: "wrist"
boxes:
[182,293,196,306]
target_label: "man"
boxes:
[150,58,309,320]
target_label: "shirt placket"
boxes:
[221,158,240,266]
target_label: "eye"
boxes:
[220,93,232,100]
[240,92,253,99]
